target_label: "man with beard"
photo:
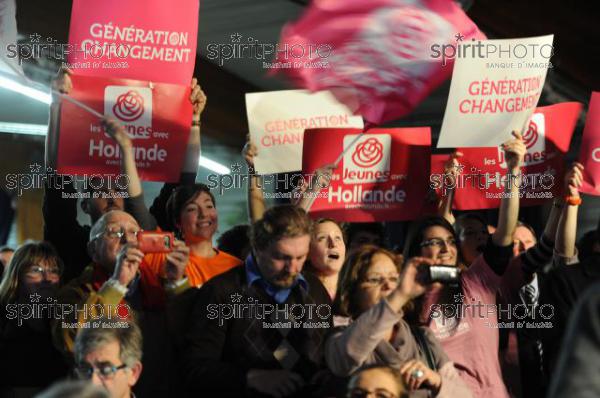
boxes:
[183,205,333,397]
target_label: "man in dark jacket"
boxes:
[184,205,333,397]
[547,280,600,398]
[539,225,600,379]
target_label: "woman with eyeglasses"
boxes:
[397,134,527,398]
[0,241,69,394]
[326,245,472,398]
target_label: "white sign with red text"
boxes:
[246,89,364,174]
[437,35,553,148]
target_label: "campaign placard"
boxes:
[431,102,582,209]
[437,35,554,148]
[302,127,431,221]
[67,0,199,85]
[246,90,364,174]
[56,74,192,182]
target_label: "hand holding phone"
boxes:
[137,231,175,253]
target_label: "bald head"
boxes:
[89,211,138,241]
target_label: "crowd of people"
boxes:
[0,68,599,398]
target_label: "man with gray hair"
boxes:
[74,317,143,398]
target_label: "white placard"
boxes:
[437,35,553,148]
[245,89,364,174]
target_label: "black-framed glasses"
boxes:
[348,387,398,398]
[420,237,456,249]
[75,363,128,380]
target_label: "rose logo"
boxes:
[113,90,145,122]
[352,137,384,168]
[523,120,539,149]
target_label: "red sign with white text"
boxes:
[56,75,192,182]
[302,128,432,222]
[431,102,582,209]
[67,0,198,85]
[579,92,600,196]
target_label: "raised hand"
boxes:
[400,359,442,393]
[242,135,258,170]
[165,240,190,281]
[443,151,464,186]
[113,244,144,287]
[190,78,207,118]
[565,162,584,198]
[51,67,72,95]
[501,131,527,171]
[101,117,132,149]
[397,257,437,301]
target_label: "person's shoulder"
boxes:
[303,271,332,305]
[202,265,246,290]
[215,249,244,265]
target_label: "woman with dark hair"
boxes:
[142,184,242,289]
[305,218,347,299]
[397,133,528,398]
[0,241,69,394]
[326,245,472,397]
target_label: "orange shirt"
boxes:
[141,249,242,288]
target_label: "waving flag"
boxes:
[274,0,485,125]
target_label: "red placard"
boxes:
[56,74,192,182]
[67,0,198,85]
[579,92,600,196]
[431,102,582,210]
[302,127,432,221]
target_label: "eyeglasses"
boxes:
[94,226,140,241]
[348,387,398,398]
[75,363,128,380]
[362,274,400,287]
[420,237,456,249]
[24,265,61,278]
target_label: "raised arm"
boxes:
[101,118,155,231]
[437,151,463,226]
[555,163,584,260]
[493,132,526,247]
[43,68,90,281]
[149,79,205,231]
[243,137,266,223]
[296,164,336,212]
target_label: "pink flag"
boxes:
[274,0,485,125]
[579,92,600,196]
